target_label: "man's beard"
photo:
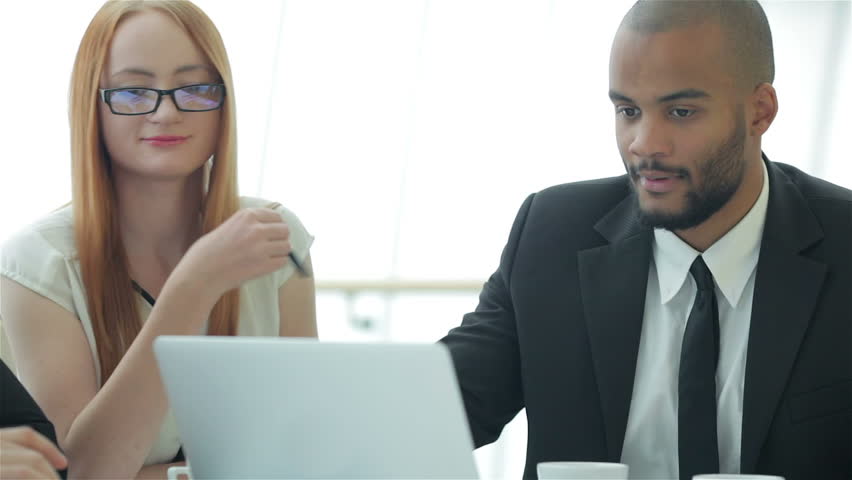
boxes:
[629,111,747,231]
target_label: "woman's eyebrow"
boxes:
[173,64,214,75]
[110,65,213,78]
[111,67,154,78]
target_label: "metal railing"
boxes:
[314,280,484,333]
[315,279,484,293]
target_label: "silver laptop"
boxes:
[153,336,479,479]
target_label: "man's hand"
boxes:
[0,426,67,479]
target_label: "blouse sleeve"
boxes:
[1,227,76,315]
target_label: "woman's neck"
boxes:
[114,168,205,268]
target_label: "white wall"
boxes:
[0,1,849,478]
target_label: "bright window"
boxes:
[1,2,849,477]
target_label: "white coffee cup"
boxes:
[693,475,785,480]
[537,461,629,479]
[167,463,192,480]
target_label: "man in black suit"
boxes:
[440,1,852,479]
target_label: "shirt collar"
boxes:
[653,161,770,307]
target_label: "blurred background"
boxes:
[0,0,849,477]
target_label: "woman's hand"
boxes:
[173,208,292,300]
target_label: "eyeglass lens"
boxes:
[109,85,224,114]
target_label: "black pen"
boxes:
[264,202,309,277]
[289,252,309,277]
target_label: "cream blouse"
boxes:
[0,196,313,465]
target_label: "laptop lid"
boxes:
[153,336,479,479]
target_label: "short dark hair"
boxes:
[621,0,775,89]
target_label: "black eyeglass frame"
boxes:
[99,83,227,116]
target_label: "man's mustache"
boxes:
[627,160,690,179]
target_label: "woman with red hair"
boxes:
[0,1,317,477]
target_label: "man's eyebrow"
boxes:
[110,65,213,78]
[608,90,634,103]
[608,88,711,104]
[656,88,710,103]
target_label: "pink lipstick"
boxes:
[142,135,188,147]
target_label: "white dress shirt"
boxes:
[620,162,770,479]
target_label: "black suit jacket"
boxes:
[441,159,852,479]
[0,360,57,442]
[1,359,66,478]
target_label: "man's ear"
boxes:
[749,83,778,137]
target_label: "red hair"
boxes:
[69,0,240,383]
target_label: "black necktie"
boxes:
[678,256,720,480]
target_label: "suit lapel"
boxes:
[578,193,652,461]
[740,160,827,472]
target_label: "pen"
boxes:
[289,252,310,277]
[264,202,309,277]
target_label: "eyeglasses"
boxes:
[99,83,226,115]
